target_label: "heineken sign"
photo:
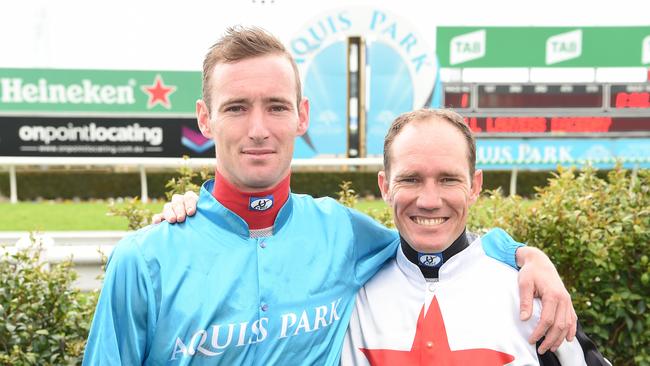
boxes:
[0,69,201,114]
[1,78,139,106]
[438,26,650,67]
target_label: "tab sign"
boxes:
[546,30,582,65]
[450,30,486,65]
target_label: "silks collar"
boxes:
[212,171,290,230]
[400,230,469,279]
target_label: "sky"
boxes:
[1,0,648,71]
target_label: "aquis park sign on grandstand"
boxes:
[0,7,649,170]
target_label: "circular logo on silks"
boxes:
[419,253,443,267]
[249,195,274,211]
[289,7,441,158]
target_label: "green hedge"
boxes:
[469,166,650,366]
[0,247,96,365]
[0,172,177,200]
[0,170,588,201]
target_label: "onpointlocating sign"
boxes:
[0,69,200,114]
[438,27,650,67]
[477,138,650,170]
[0,116,208,157]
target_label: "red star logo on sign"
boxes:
[360,297,515,365]
[141,74,176,109]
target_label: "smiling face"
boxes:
[378,117,482,253]
[196,54,309,191]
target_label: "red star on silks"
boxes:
[141,74,176,109]
[360,297,515,365]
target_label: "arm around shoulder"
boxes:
[346,207,399,286]
[481,227,525,269]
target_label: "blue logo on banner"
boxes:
[290,8,441,158]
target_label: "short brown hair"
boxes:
[202,26,302,112]
[383,108,476,178]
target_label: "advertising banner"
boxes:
[290,7,442,157]
[477,137,650,170]
[438,27,650,67]
[0,69,200,115]
[465,116,650,134]
[0,116,206,158]
[0,67,341,159]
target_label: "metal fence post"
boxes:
[509,167,518,197]
[9,165,18,204]
[139,165,149,203]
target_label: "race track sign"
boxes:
[477,138,650,170]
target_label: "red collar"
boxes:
[212,171,290,230]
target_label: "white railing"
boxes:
[0,156,384,204]
[0,231,127,291]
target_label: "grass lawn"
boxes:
[0,199,388,231]
[0,202,165,231]
[354,199,388,212]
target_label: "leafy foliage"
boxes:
[337,181,359,208]
[109,157,212,231]
[106,197,152,231]
[164,157,212,200]
[471,165,650,366]
[0,242,97,365]
[337,181,393,228]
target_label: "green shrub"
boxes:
[107,197,152,231]
[337,181,393,228]
[163,157,212,200]
[470,165,650,366]
[0,241,98,365]
[109,160,210,230]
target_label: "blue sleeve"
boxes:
[346,207,399,286]
[82,236,157,365]
[481,228,525,269]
